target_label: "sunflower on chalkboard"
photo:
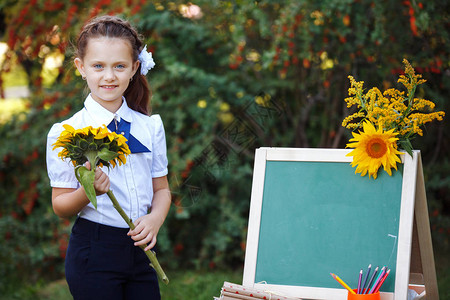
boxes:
[345,121,402,179]
[342,59,445,179]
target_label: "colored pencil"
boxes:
[361,264,371,294]
[330,273,356,294]
[363,266,378,294]
[373,269,391,293]
[369,266,386,294]
[357,269,363,294]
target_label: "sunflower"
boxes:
[346,121,402,179]
[52,124,130,168]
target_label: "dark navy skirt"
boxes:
[65,217,160,300]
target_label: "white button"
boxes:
[121,131,125,135]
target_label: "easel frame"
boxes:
[242,148,438,300]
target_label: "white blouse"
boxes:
[46,95,168,228]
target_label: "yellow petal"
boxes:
[62,124,75,132]
[346,120,400,179]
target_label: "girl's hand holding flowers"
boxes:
[85,162,110,196]
[128,213,163,252]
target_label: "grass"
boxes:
[1,253,448,300]
[435,246,450,299]
[0,268,243,300]
[0,42,62,91]
[0,44,31,125]
[160,268,242,299]
[0,98,29,124]
[0,244,448,299]
[1,257,445,299]
[0,43,29,88]
[0,43,62,125]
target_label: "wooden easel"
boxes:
[407,154,439,299]
[242,148,439,300]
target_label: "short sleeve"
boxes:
[150,114,168,178]
[46,123,79,188]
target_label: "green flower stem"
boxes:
[85,150,99,168]
[106,190,169,285]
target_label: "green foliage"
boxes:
[0,91,76,292]
[0,0,449,296]
[0,268,242,300]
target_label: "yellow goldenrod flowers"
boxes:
[343,59,445,178]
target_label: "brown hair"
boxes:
[76,15,151,115]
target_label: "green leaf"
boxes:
[97,147,119,162]
[399,139,413,157]
[75,166,97,209]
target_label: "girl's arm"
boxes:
[128,176,171,251]
[52,166,110,218]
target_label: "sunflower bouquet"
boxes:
[342,59,445,179]
[52,124,169,284]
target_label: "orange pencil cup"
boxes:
[348,290,380,300]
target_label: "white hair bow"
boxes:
[138,45,155,75]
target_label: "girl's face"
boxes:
[74,37,140,112]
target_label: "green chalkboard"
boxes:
[254,160,403,292]
[243,148,425,299]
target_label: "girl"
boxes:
[46,15,170,300]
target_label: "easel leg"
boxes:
[414,156,439,299]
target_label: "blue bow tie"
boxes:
[107,118,150,153]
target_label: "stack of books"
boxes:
[215,282,303,300]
